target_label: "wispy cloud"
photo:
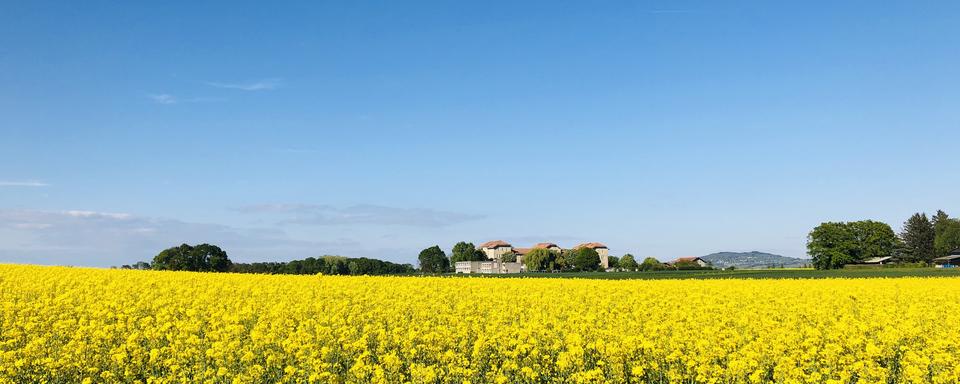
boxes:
[236,203,484,227]
[206,78,282,91]
[0,180,49,187]
[147,94,224,105]
[148,94,178,104]
[0,209,361,267]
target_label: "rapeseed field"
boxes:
[1,264,959,383]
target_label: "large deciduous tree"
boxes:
[934,219,960,258]
[932,210,960,257]
[572,247,601,271]
[900,213,936,263]
[450,241,486,263]
[152,243,232,272]
[523,248,555,272]
[807,220,899,269]
[607,256,620,271]
[418,245,449,273]
[639,257,664,271]
[619,254,639,271]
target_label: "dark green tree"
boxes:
[934,218,960,258]
[619,254,639,271]
[560,249,577,271]
[933,210,950,231]
[572,247,601,271]
[900,213,936,263]
[607,256,620,271]
[152,243,232,272]
[450,241,486,263]
[418,245,449,273]
[501,251,518,263]
[193,243,232,272]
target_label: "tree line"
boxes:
[807,209,960,269]
[123,243,414,275]
[125,242,714,275]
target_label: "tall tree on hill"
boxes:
[418,245,449,273]
[450,241,486,263]
[900,213,936,263]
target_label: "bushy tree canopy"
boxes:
[639,257,665,271]
[524,248,555,272]
[619,254,639,271]
[607,256,620,270]
[152,243,232,272]
[807,220,899,269]
[418,245,449,273]
[933,211,960,258]
[450,241,486,263]
[572,247,601,271]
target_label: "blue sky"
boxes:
[2,1,959,267]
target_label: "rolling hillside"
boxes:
[701,251,810,269]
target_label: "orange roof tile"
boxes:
[479,240,512,249]
[575,242,608,249]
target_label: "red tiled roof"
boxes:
[514,247,532,255]
[670,257,702,264]
[575,242,607,249]
[534,242,559,249]
[479,240,512,249]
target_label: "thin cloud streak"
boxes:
[147,94,178,104]
[0,181,49,187]
[206,78,282,91]
[236,203,484,227]
[147,94,224,105]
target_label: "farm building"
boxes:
[861,256,893,265]
[933,250,960,268]
[668,257,709,267]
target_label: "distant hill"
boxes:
[700,251,810,269]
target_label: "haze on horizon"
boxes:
[2,1,959,267]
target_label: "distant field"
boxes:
[454,267,960,279]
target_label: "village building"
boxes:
[466,240,610,273]
[859,256,893,265]
[478,240,514,261]
[455,260,523,274]
[667,257,709,268]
